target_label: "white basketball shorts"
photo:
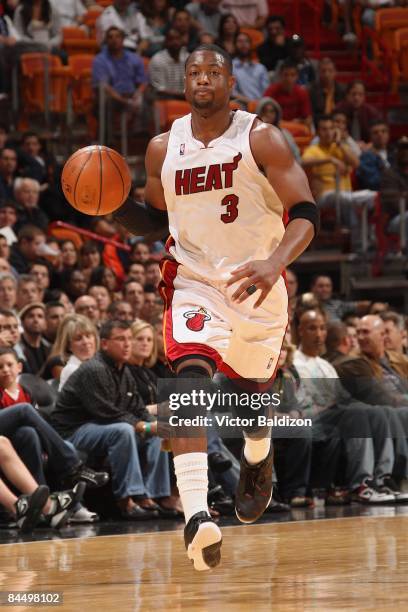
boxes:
[159,259,288,383]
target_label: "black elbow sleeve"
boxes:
[287,201,320,237]
[113,198,169,242]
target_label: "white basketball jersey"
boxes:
[161,110,285,281]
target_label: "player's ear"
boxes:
[228,74,236,93]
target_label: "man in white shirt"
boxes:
[96,0,144,51]
[220,0,268,29]
[294,308,397,504]
[49,0,87,28]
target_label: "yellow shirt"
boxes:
[302,143,352,199]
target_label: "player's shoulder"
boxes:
[250,119,293,159]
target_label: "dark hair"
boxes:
[316,114,334,128]
[326,321,348,353]
[346,79,365,93]
[380,311,404,330]
[105,25,125,39]
[369,119,389,131]
[28,259,51,274]
[217,13,239,42]
[90,266,116,288]
[80,240,100,256]
[310,273,332,287]
[45,301,64,312]
[100,320,131,340]
[21,131,41,144]
[0,346,18,361]
[0,200,18,211]
[186,43,233,74]
[280,59,299,73]
[44,289,69,304]
[144,283,157,293]
[266,15,285,27]
[17,225,45,242]
[107,300,130,316]
[0,308,16,318]
[20,0,51,30]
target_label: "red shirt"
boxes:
[0,384,32,409]
[263,83,311,121]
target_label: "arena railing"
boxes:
[48,221,131,252]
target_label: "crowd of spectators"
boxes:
[0,0,407,532]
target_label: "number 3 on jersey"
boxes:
[220,194,239,224]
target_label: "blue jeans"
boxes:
[0,403,80,484]
[68,422,170,500]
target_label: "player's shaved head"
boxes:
[185,44,233,74]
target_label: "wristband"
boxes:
[144,422,152,435]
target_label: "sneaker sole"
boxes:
[20,485,50,534]
[235,488,273,524]
[187,522,222,571]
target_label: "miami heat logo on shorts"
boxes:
[183,307,211,332]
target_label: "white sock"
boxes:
[243,434,271,465]
[173,452,209,523]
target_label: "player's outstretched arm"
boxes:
[113,133,169,241]
[228,122,318,308]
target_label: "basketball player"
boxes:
[113,44,318,571]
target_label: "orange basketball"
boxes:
[61,145,132,215]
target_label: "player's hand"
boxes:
[227,259,283,308]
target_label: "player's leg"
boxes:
[222,276,289,523]
[172,357,222,571]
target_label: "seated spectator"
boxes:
[51,320,172,520]
[49,0,86,28]
[90,265,118,296]
[331,111,361,159]
[43,301,65,345]
[0,147,17,201]
[325,317,408,490]
[9,226,46,274]
[60,239,79,272]
[302,115,376,249]
[220,0,267,29]
[61,268,88,302]
[215,13,239,56]
[130,240,150,263]
[144,259,161,287]
[0,435,85,531]
[255,97,300,162]
[88,285,111,321]
[336,315,408,409]
[17,131,59,190]
[17,303,50,375]
[0,200,18,245]
[92,26,146,115]
[13,0,63,55]
[123,280,144,318]
[96,0,144,52]
[140,284,160,322]
[127,262,146,284]
[0,307,28,368]
[44,288,74,313]
[335,80,381,144]
[0,7,20,96]
[286,268,299,319]
[381,311,407,356]
[137,0,173,58]
[275,35,316,87]
[13,178,49,233]
[294,308,397,503]
[357,121,394,191]
[28,260,50,302]
[271,337,312,507]
[380,137,408,236]
[107,300,134,322]
[0,273,17,311]
[74,295,100,326]
[16,274,41,311]
[310,274,370,321]
[309,58,346,125]
[257,15,290,74]
[54,314,99,390]
[232,32,269,106]
[263,60,312,128]
[171,8,200,52]
[149,28,188,99]
[185,0,222,40]
[80,240,102,283]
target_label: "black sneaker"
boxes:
[208,485,235,515]
[235,445,274,524]
[15,485,50,534]
[67,465,109,489]
[45,482,86,529]
[208,452,232,474]
[378,477,408,503]
[184,511,222,571]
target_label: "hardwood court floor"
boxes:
[1,514,408,612]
